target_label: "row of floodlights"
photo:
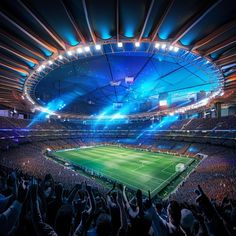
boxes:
[154,43,179,52]
[36,42,179,72]
[117,41,179,52]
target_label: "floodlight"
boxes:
[155,42,160,48]
[169,45,173,51]
[67,50,73,56]
[84,46,90,52]
[95,44,101,50]
[117,42,123,47]
[58,55,63,60]
[77,48,83,53]
[48,60,53,65]
[161,44,166,49]
[135,42,140,47]
[174,46,179,52]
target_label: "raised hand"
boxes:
[195,185,208,204]
[8,171,18,196]
[117,189,123,206]
[146,190,152,208]
[30,177,38,200]
[81,210,90,225]
[17,181,28,203]
[85,182,92,192]
[195,185,214,220]
[136,189,142,199]
[122,185,126,193]
[117,183,123,191]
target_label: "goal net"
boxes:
[175,163,186,172]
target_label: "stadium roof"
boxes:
[0,0,236,114]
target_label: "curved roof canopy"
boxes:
[32,44,221,116]
[0,0,235,113]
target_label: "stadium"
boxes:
[0,0,235,235]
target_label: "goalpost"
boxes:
[175,163,186,172]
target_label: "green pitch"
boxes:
[52,145,194,196]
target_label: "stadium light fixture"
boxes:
[117,42,123,48]
[84,46,90,52]
[95,44,101,50]
[161,44,167,49]
[37,64,46,72]
[174,46,179,52]
[77,48,83,53]
[155,42,160,48]
[67,50,73,56]
[24,40,222,115]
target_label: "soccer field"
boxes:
[52,145,194,196]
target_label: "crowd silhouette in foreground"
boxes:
[0,165,235,236]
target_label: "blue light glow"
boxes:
[136,114,179,139]
[24,61,35,68]
[60,30,79,46]
[28,92,80,127]
[30,43,221,117]
[100,27,112,39]
[124,27,135,37]
[40,48,52,57]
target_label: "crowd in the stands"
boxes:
[0,141,104,192]
[170,149,236,203]
[1,139,235,204]
[1,116,236,149]
[0,164,236,236]
[0,116,236,235]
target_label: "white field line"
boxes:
[55,146,195,196]
[164,156,206,200]
[150,172,178,195]
[151,158,195,195]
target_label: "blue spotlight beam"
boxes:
[23,41,223,118]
